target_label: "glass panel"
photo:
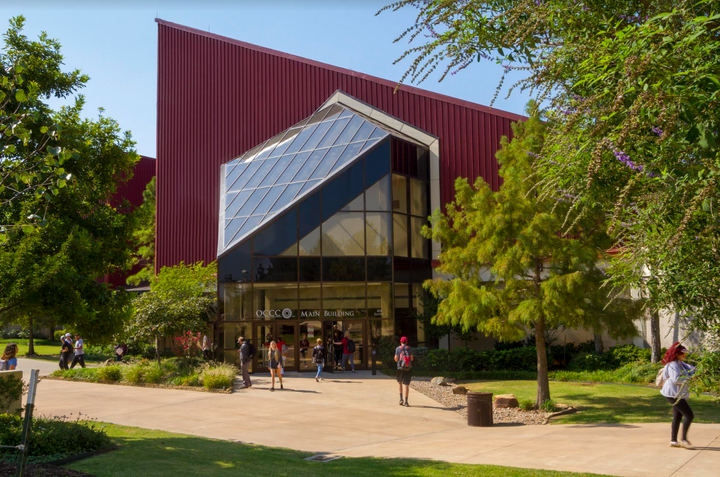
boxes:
[318,104,343,123]
[254,257,298,282]
[255,323,273,372]
[334,116,364,145]
[321,161,364,221]
[277,322,296,369]
[277,151,310,184]
[293,148,328,182]
[224,349,240,368]
[225,190,252,219]
[322,212,365,256]
[260,154,294,187]
[298,192,320,238]
[244,158,278,189]
[328,141,364,175]
[251,185,285,216]
[411,216,429,259]
[367,256,392,281]
[317,117,350,148]
[366,212,391,255]
[310,145,345,180]
[219,240,252,282]
[280,241,297,257]
[323,257,365,281]
[299,284,322,320]
[299,121,333,152]
[365,139,391,186]
[254,210,297,256]
[344,322,365,369]
[393,213,408,257]
[396,318,418,346]
[232,216,263,245]
[368,283,392,319]
[299,257,321,281]
[225,162,248,187]
[338,108,353,119]
[322,283,365,319]
[369,128,387,140]
[365,175,391,211]
[223,323,251,349]
[299,321,322,370]
[284,124,318,155]
[295,179,321,201]
[392,174,408,213]
[298,226,321,256]
[394,257,412,283]
[270,182,303,213]
[340,194,364,212]
[236,188,269,217]
[228,160,262,191]
[369,319,395,348]
[254,283,298,319]
[394,283,412,318]
[269,130,299,158]
[351,122,375,143]
[410,179,428,217]
[222,283,252,321]
[224,218,247,246]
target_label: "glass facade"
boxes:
[218,102,433,371]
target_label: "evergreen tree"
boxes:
[127,176,156,286]
[424,107,639,404]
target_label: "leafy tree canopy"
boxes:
[382,0,720,330]
[424,108,640,403]
[126,176,155,286]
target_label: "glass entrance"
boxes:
[299,320,321,370]
[254,323,275,372]
[276,322,297,371]
[324,320,366,370]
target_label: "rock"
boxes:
[452,386,468,395]
[494,394,520,408]
[431,377,449,386]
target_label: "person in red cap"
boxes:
[394,336,414,407]
[659,342,696,448]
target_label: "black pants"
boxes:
[665,397,694,441]
[71,355,86,369]
[59,353,72,370]
[334,347,343,366]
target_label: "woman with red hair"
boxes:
[659,342,696,448]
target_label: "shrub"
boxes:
[490,347,537,371]
[607,345,652,366]
[52,368,99,382]
[53,329,67,341]
[539,399,557,412]
[122,364,146,384]
[200,363,237,389]
[96,365,123,382]
[167,373,201,387]
[0,414,112,463]
[519,399,535,411]
[143,363,165,384]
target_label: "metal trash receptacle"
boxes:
[467,392,493,427]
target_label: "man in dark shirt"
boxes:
[59,333,73,370]
[238,337,252,388]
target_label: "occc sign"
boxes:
[256,308,293,319]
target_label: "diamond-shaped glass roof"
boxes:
[218,103,394,256]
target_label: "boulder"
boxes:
[494,394,520,408]
[431,376,449,386]
[452,386,468,395]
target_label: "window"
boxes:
[321,161,364,220]
[221,283,252,321]
[218,240,252,283]
[367,283,392,318]
[366,212,391,255]
[410,178,428,217]
[254,257,298,282]
[298,227,321,256]
[366,175,391,211]
[254,283,298,320]
[323,257,365,281]
[393,214,408,257]
[322,212,365,256]
[322,283,365,319]
[410,217,429,259]
[254,210,297,256]
[392,174,407,213]
[299,284,322,320]
[299,257,321,281]
[367,256,392,281]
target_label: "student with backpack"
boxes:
[312,338,325,382]
[341,331,356,373]
[59,334,73,370]
[237,336,253,389]
[658,342,696,448]
[0,343,19,371]
[394,337,414,407]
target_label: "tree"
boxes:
[381,0,720,331]
[127,262,217,364]
[423,109,638,404]
[126,176,155,286]
[0,18,138,344]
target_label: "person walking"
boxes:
[202,334,212,360]
[267,341,283,391]
[59,334,73,370]
[299,333,310,369]
[312,338,325,382]
[394,337,414,407]
[0,343,19,370]
[276,336,288,376]
[660,342,696,448]
[341,331,355,373]
[70,333,86,369]
[114,342,127,362]
[332,329,343,370]
[238,336,252,389]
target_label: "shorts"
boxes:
[396,369,412,385]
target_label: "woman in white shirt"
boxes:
[660,342,696,448]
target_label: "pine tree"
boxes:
[424,106,640,405]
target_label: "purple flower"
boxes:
[651,127,663,137]
[614,149,644,172]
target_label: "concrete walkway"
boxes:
[31,369,719,477]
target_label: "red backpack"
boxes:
[399,345,412,371]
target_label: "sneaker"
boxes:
[270,388,275,392]
[316,377,319,382]
[680,440,694,449]
[670,441,681,447]
[399,398,404,406]
[280,383,284,390]
[404,401,410,407]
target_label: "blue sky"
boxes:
[2,1,532,158]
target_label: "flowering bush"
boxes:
[172,331,202,362]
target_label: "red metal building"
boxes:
[156,19,524,271]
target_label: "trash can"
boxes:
[467,392,493,427]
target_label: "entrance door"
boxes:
[276,321,297,372]
[298,320,321,371]
[254,323,275,373]
[324,320,366,370]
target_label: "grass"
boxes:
[68,424,617,477]
[0,339,61,357]
[463,380,720,424]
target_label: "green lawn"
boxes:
[0,339,60,356]
[68,424,616,477]
[464,380,720,424]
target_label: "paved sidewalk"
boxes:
[33,370,719,477]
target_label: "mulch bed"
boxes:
[0,462,94,477]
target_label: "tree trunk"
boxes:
[535,317,551,406]
[155,335,162,365]
[27,316,35,356]
[650,308,662,363]
[594,333,604,354]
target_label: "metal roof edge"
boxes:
[155,18,527,123]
